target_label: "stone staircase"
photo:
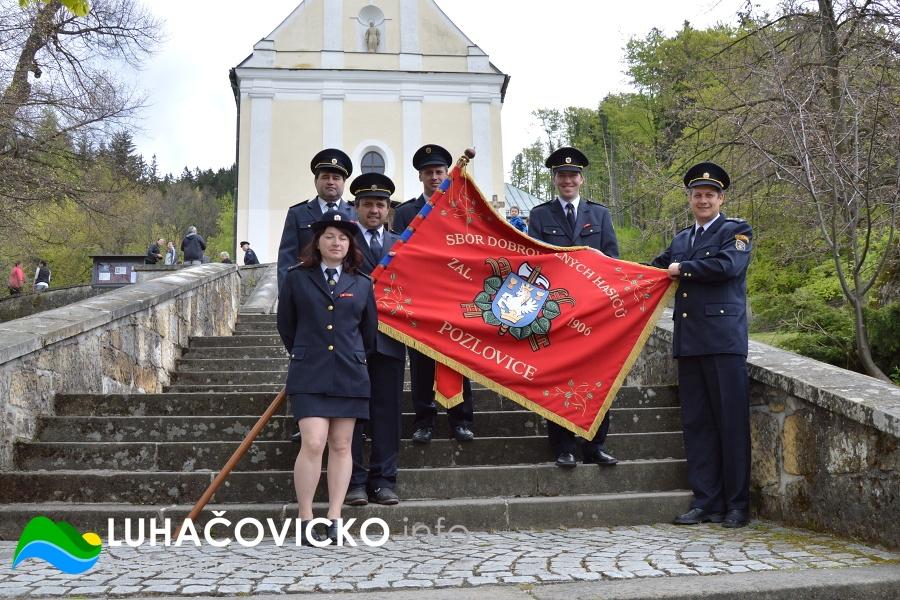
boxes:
[0,313,691,537]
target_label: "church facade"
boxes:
[230,0,509,262]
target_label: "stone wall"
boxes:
[0,285,108,323]
[634,310,900,549]
[0,264,241,470]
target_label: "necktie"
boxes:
[326,202,337,212]
[565,203,576,232]
[368,228,382,259]
[693,226,705,247]
[325,268,338,291]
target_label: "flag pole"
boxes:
[371,147,475,281]
[175,389,287,538]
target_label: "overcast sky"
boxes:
[131,0,775,177]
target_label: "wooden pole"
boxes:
[176,388,287,537]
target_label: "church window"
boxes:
[361,150,386,174]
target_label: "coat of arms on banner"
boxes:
[461,258,575,352]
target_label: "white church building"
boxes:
[230,0,509,262]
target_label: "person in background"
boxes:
[33,260,51,292]
[8,261,25,296]
[240,241,259,266]
[164,241,177,265]
[220,252,233,264]
[181,226,206,265]
[507,206,527,232]
[145,238,165,264]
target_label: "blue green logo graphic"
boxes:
[12,516,102,574]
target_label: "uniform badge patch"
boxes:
[734,234,749,251]
[339,292,354,298]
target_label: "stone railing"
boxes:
[0,284,108,323]
[0,264,241,470]
[630,310,900,549]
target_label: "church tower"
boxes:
[230,0,509,262]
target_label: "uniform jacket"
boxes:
[243,249,259,265]
[527,198,619,258]
[277,199,357,290]
[355,227,405,360]
[181,233,206,261]
[277,266,377,397]
[391,195,425,234]
[651,214,753,358]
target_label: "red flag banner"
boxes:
[374,160,676,438]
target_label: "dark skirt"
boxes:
[290,393,369,422]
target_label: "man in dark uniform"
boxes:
[392,144,475,444]
[277,148,356,291]
[240,241,260,266]
[527,146,618,469]
[345,172,406,506]
[651,162,753,529]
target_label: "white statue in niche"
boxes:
[365,21,380,52]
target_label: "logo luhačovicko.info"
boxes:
[12,516,102,574]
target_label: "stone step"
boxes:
[54,386,680,416]
[33,407,682,443]
[15,432,684,471]
[189,334,283,347]
[0,491,695,538]
[176,358,287,372]
[184,346,289,360]
[233,322,279,333]
[234,314,278,324]
[0,459,688,504]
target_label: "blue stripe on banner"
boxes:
[388,173,455,264]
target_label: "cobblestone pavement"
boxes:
[2,521,898,597]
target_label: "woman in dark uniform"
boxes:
[277,211,377,543]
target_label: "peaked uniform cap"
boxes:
[545,146,589,173]
[684,162,730,190]
[310,148,353,178]
[311,210,359,235]
[412,144,452,170]
[350,172,401,206]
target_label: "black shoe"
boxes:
[411,427,434,444]
[370,487,399,505]
[673,507,725,525]
[344,486,368,506]
[326,519,348,544]
[584,449,618,466]
[298,520,324,546]
[452,425,475,442]
[555,452,577,468]
[722,509,749,528]
[290,429,301,443]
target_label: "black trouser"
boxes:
[547,413,610,458]
[408,348,473,429]
[677,354,750,513]
[350,350,405,491]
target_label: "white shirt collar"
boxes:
[694,213,721,233]
[317,197,343,213]
[358,223,384,237]
[320,263,342,278]
[558,195,581,214]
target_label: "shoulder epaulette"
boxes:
[357,272,372,281]
[287,262,304,272]
[396,197,417,208]
[585,198,603,206]
[725,217,747,223]
[289,198,314,209]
